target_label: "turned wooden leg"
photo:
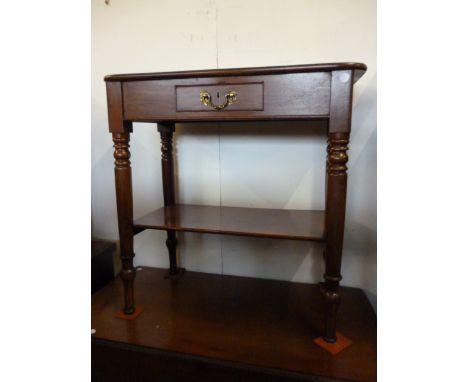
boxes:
[158,123,179,275]
[113,131,136,314]
[322,132,349,342]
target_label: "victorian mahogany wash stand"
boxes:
[104,62,367,344]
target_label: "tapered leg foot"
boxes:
[164,267,186,280]
[120,266,136,314]
[320,282,341,343]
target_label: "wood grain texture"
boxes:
[91,267,377,382]
[105,62,366,83]
[328,70,354,134]
[133,204,326,242]
[106,81,125,133]
[112,131,136,314]
[317,69,356,341]
[122,73,331,121]
[322,130,350,342]
[104,62,368,341]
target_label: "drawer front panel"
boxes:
[176,83,264,112]
[123,73,330,121]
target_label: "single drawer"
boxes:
[176,83,264,112]
[123,73,330,121]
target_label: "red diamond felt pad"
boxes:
[313,332,353,355]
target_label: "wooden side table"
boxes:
[104,62,367,343]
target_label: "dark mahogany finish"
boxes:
[134,204,326,241]
[112,130,135,315]
[92,267,377,382]
[176,82,264,112]
[157,123,179,275]
[104,62,366,82]
[122,73,331,121]
[104,62,366,343]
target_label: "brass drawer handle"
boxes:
[200,90,237,110]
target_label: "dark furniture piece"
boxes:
[91,239,116,294]
[92,267,377,382]
[104,62,367,343]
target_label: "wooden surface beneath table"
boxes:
[92,267,376,382]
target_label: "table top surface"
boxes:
[105,62,367,83]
